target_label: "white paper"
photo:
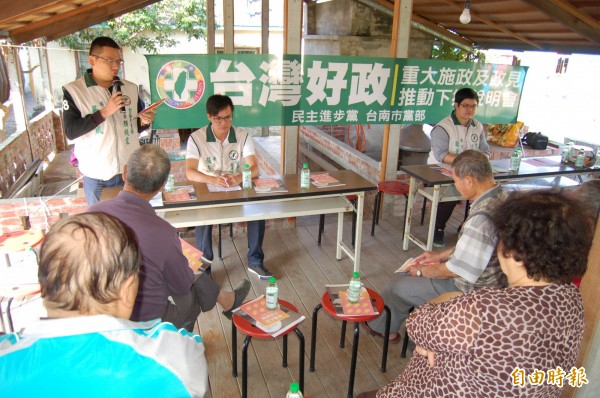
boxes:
[207,184,242,192]
[150,191,163,207]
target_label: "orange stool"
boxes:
[371,181,410,236]
[318,195,358,247]
[232,299,305,398]
[309,288,391,398]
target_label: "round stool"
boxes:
[371,181,410,236]
[318,194,358,247]
[309,288,391,398]
[232,299,305,398]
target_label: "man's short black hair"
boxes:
[454,88,479,105]
[89,37,120,55]
[206,94,234,116]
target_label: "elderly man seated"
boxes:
[365,149,508,340]
[0,212,207,396]
[90,144,250,331]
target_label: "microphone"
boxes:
[112,75,126,113]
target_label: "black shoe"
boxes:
[222,279,251,320]
[248,264,274,280]
[433,229,444,247]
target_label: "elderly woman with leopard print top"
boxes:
[358,190,593,398]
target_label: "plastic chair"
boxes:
[371,181,410,236]
[318,195,358,247]
[309,288,391,398]
[232,299,305,398]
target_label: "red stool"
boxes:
[232,299,305,398]
[309,288,391,398]
[318,195,358,247]
[371,181,410,236]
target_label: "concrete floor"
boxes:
[41,149,80,197]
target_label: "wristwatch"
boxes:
[416,268,423,277]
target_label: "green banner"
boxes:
[146,54,527,128]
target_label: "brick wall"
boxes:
[0,196,88,234]
[0,110,56,199]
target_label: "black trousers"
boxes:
[435,200,459,230]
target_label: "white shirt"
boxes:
[186,124,256,176]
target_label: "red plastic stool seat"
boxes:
[309,287,391,398]
[318,195,359,247]
[371,180,410,236]
[232,299,305,398]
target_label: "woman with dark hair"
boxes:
[358,190,593,398]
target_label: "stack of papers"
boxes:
[232,296,305,337]
[325,285,378,317]
[311,173,345,188]
[254,176,288,193]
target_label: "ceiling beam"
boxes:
[522,0,600,46]
[0,1,67,25]
[9,0,159,44]
[356,0,473,48]
[438,0,543,50]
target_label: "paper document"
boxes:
[207,184,242,192]
[395,258,416,273]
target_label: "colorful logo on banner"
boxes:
[156,60,205,109]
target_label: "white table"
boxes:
[104,170,376,273]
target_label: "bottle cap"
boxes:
[269,276,276,283]
[303,163,308,167]
[290,382,299,393]
[352,271,360,278]
[244,164,249,169]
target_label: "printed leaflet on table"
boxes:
[163,186,197,202]
[325,285,378,317]
[254,176,288,193]
[310,173,345,188]
[232,295,305,337]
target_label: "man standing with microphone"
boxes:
[62,36,156,206]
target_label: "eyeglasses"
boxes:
[459,103,478,110]
[212,114,233,123]
[93,55,125,66]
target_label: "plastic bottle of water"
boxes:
[347,271,362,304]
[575,150,585,168]
[509,148,522,171]
[242,164,252,190]
[265,276,278,310]
[285,382,303,398]
[300,163,310,189]
[561,145,570,163]
[164,173,175,192]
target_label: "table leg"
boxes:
[426,185,441,251]
[352,193,364,273]
[336,210,344,260]
[402,177,417,250]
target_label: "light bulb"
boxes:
[459,1,471,24]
